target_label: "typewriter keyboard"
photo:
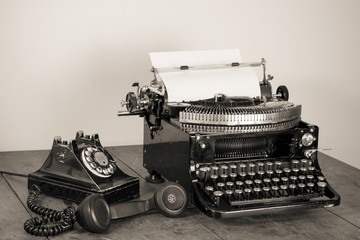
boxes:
[195,159,328,207]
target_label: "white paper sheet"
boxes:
[149,49,261,102]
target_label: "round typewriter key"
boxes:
[229,164,237,174]
[220,174,228,183]
[291,159,300,169]
[289,184,297,196]
[253,187,261,199]
[300,167,308,175]
[248,162,256,172]
[257,162,265,172]
[317,176,326,181]
[307,175,314,183]
[308,166,316,174]
[234,189,243,200]
[216,182,225,191]
[235,181,244,189]
[307,182,315,193]
[266,170,274,178]
[280,185,288,197]
[257,170,265,179]
[198,167,208,182]
[237,163,247,174]
[283,168,291,177]
[248,171,256,180]
[292,168,300,176]
[229,173,237,182]
[266,162,274,171]
[281,177,289,185]
[211,166,219,176]
[317,182,327,196]
[239,172,247,181]
[271,185,279,198]
[226,181,234,190]
[263,187,270,198]
[290,175,297,184]
[205,186,214,196]
[272,177,280,186]
[225,190,233,202]
[254,179,262,187]
[244,188,252,200]
[274,161,282,170]
[245,180,254,188]
[298,183,306,194]
[213,191,223,207]
[220,165,229,175]
[210,174,218,186]
[275,169,283,177]
[300,159,308,168]
[298,175,306,183]
[263,178,271,187]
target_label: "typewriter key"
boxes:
[292,168,300,176]
[281,177,289,185]
[220,174,228,183]
[300,159,308,168]
[211,166,219,176]
[217,182,225,191]
[283,168,291,177]
[220,165,229,175]
[235,181,244,189]
[317,176,326,182]
[289,184,297,196]
[263,178,271,187]
[290,175,298,184]
[226,181,234,191]
[266,170,274,178]
[266,162,274,171]
[248,162,256,172]
[254,179,262,187]
[300,167,307,175]
[234,189,243,201]
[308,166,315,174]
[275,169,283,177]
[272,177,280,186]
[210,174,218,186]
[244,188,252,200]
[245,180,253,188]
[213,191,223,207]
[280,185,288,197]
[274,161,282,171]
[263,187,271,198]
[253,187,261,199]
[307,175,314,183]
[237,163,247,174]
[291,159,300,169]
[298,175,306,183]
[228,173,236,181]
[229,164,237,174]
[239,172,247,181]
[317,182,327,196]
[257,162,265,172]
[248,171,256,180]
[271,186,280,198]
[197,167,208,182]
[298,183,306,194]
[257,170,265,179]
[225,190,233,202]
[205,186,214,196]
[307,182,315,193]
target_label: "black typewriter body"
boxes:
[119,55,340,218]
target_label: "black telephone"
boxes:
[25,131,188,237]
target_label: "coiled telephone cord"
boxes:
[24,185,77,237]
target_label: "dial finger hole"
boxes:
[89,162,97,169]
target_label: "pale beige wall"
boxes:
[1,0,359,169]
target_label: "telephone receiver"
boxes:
[25,131,188,236]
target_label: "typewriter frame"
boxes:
[143,117,340,217]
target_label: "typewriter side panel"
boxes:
[143,118,193,201]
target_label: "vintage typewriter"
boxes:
[119,49,340,217]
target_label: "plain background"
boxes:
[0,0,359,169]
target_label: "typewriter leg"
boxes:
[145,170,165,184]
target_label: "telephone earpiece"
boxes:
[77,194,111,233]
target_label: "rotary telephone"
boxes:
[25,131,188,237]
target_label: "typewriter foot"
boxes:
[154,181,188,217]
[145,170,165,184]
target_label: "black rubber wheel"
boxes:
[276,85,289,101]
[77,194,111,233]
[154,181,188,217]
